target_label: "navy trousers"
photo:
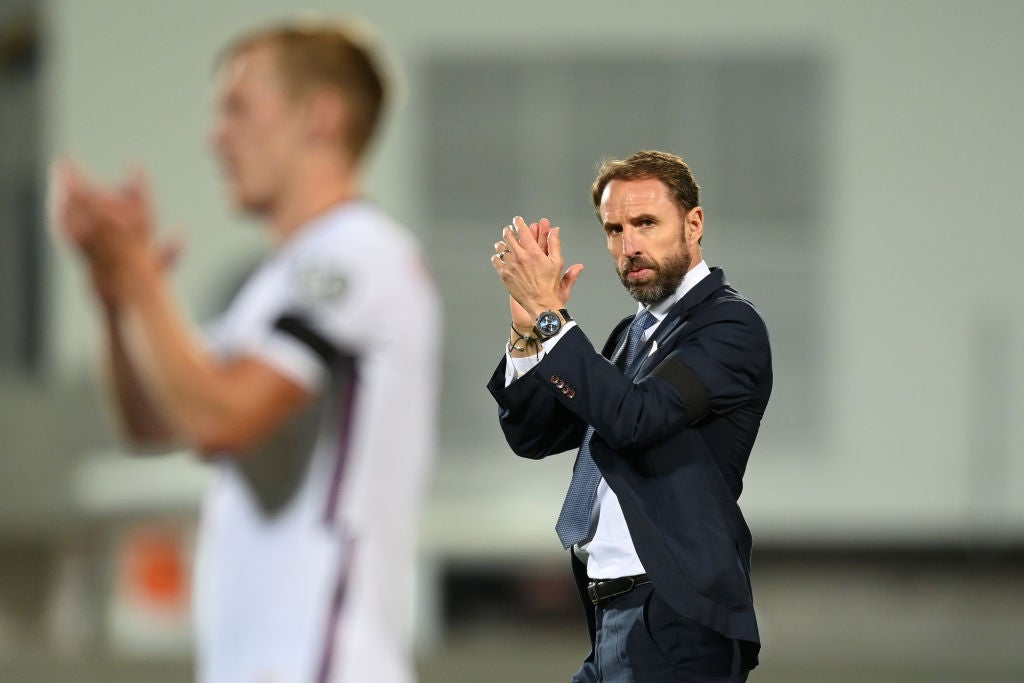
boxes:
[571,583,748,683]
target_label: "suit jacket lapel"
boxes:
[626,268,729,379]
[609,323,633,368]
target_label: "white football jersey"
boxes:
[195,200,441,683]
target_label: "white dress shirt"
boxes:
[504,261,711,579]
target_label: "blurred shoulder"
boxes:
[300,200,420,259]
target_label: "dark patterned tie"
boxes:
[554,310,657,548]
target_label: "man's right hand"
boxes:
[51,160,183,312]
[503,218,583,330]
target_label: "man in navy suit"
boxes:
[487,151,772,682]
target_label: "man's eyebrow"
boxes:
[630,213,658,223]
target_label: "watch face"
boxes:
[537,311,562,337]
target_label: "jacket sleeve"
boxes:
[656,301,771,417]
[530,304,770,453]
[486,357,587,460]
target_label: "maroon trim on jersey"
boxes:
[323,370,359,523]
[316,534,355,683]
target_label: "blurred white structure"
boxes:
[32,0,1024,549]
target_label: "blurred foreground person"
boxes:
[487,151,771,682]
[52,21,440,683]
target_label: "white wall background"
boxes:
[31,0,1024,548]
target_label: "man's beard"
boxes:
[617,250,692,305]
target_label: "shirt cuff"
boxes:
[502,321,577,387]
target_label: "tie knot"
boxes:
[632,310,656,335]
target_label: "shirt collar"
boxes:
[638,260,711,321]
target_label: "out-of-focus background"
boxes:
[1,0,1022,681]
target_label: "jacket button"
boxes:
[565,388,576,399]
[550,375,560,384]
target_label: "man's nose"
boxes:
[621,228,642,256]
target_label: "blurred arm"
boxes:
[52,161,311,458]
[100,304,180,451]
[116,249,313,458]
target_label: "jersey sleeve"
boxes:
[224,209,431,393]
[250,322,329,392]
[243,235,394,391]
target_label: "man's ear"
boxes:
[685,206,704,246]
[305,87,347,146]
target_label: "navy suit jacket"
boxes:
[487,268,772,667]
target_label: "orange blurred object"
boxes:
[123,526,189,609]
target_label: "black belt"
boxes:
[587,573,650,605]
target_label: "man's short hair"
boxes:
[591,150,701,217]
[220,21,387,160]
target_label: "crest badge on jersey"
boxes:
[295,264,348,305]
